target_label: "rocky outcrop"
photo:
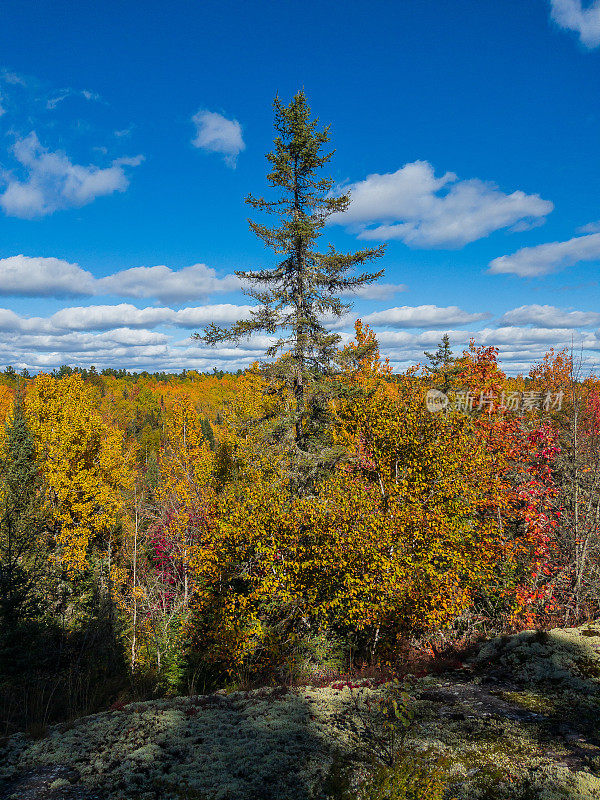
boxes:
[3,624,600,799]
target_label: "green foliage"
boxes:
[293,627,347,680]
[238,625,349,685]
[0,392,47,675]
[324,748,451,800]
[0,564,128,734]
[201,417,215,450]
[423,333,460,392]
[358,752,450,800]
[360,681,417,768]
[0,395,129,730]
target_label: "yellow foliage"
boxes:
[25,374,133,573]
[0,385,14,421]
[152,329,523,668]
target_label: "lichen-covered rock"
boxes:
[4,626,600,799]
[0,682,391,800]
[472,623,600,690]
[533,767,600,800]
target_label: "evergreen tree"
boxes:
[201,417,215,450]
[424,334,460,393]
[0,391,47,673]
[197,92,384,490]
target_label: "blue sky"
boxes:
[1,0,600,374]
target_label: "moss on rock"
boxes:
[472,624,600,690]
[4,625,600,799]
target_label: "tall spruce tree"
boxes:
[197,92,384,489]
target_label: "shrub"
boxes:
[358,752,450,800]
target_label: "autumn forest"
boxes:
[2,91,600,799]
[1,292,599,731]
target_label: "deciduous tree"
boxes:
[26,374,133,574]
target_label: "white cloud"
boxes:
[1,70,27,87]
[97,264,242,302]
[0,274,598,376]
[500,304,600,328]
[50,303,254,331]
[329,161,552,248]
[362,304,491,328]
[550,0,600,48]
[81,90,101,102]
[0,309,28,332]
[49,305,170,331]
[1,317,599,376]
[0,133,143,218]
[488,232,600,277]
[171,304,253,327]
[46,88,101,109]
[11,328,169,353]
[0,255,96,296]
[320,312,357,330]
[577,220,600,233]
[0,256,242,302]
[343,326,598,375]
[340,282,407,300]
[475,326,581,346]
[191,110,245,167]
[114,126,134,138]
[0,303,255,335]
